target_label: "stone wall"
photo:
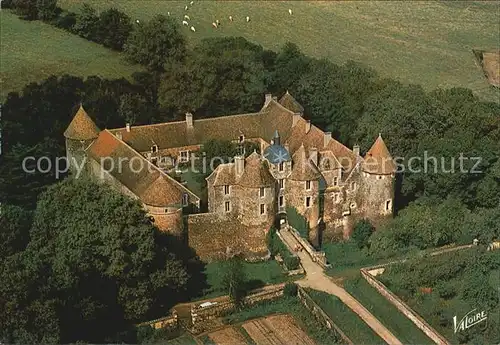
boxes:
[360,267,450,345]
[297,287,353,345]
[137,311,179,331]
[287,226,329,269]
[187,213,270,261]
[190,284,285,333]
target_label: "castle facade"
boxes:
[64,92,395,261]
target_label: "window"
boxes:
[260,204,265,215]
[279,162,284,172]
[305,197,311,208]
[378,175,383,180]
[333,176,338,186]
[350,202,356,209]
[225,201,230,212]
[279,179,284,190]
[259,187,265,198]
[224,185,230,195]
[279,195,284,207]
[182,193,189,206]
[180,150,189,162]
[385,199,392,211]
[239,134,245,143]
[306,180,311,190]
[152,145,158,153]
[351,181,356,191]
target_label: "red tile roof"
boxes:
[64,105,100,140]
[362,134,396,175]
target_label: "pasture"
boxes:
[59,0,499,102]
[0,11,141,100]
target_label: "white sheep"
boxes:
[136,19,140,24]
[167,11,170,16]
[182,20,189,26]
[216,19,220,26]
[185,5,188,10]
[190,1,194,5]
[229,15,233,22]
[288,9,292,15]
[212,22,218,28]
[184,14,190,20]
[246,16,250,22]
[190,26,196,32]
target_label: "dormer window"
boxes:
[279,162,284,172]
[239,134,245,143]
[152,144,158,153]
[179,150,189,162]
[182,193,189,206]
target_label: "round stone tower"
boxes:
[63,105,100,176]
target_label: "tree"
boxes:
[11,0,39,20]
[124,15,186,71]
[267,42,310,94]
[159,37,266,116]
[72,4,99,40]
[0,204,32,259]
[351,219,374,249]
[95,8,133,50]
[36,0,59,21]
[221,257,247,307]
[1,178,194,343]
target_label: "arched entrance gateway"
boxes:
[275,211,287,230]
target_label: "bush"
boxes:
[284,283,298,296]
[351,219,374,249]
[267,227,300,270]
[286,206,309,238]
[284,255,300,270]
[54,11,77,31]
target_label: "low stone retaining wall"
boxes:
[137,311,179,331]
[297,287,353,345]
[361,268,450,345]
[190,283,285,333]
[287,226,330,269]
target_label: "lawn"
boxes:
[0,11,141,100]
[344,275,434,345]
[59,0,499,102]
[202,260,289,299]
[307,289,385,345]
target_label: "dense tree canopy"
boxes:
[124,15,186,71]
[0,178,200,344]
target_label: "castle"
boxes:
[64,92,395,261]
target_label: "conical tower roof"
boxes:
[289,144,321,181]
[362,134,396,175]
[139,175,183,207]
[64,105,100,140]
[238,151,275,188]
[278,91,304,114]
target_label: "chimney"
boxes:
[292,113,301,127]
[126,123,131,132]
[264,93,273,107]
[353,144,360,156]
[324,132,332,148]
[309,147,318,166]
[186,112,193,129]
[235,155,245,177]
[305,120,311,134]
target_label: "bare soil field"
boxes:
[242,314,315,345]
[208,327,248,345]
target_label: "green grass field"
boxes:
[0,11,141,99]
[202,260,288,299]
[307,288,385,344]
[344,276,434,345]
[59,0,499,102]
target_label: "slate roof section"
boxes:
[64,105,100,140]
[362,134,396,175]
